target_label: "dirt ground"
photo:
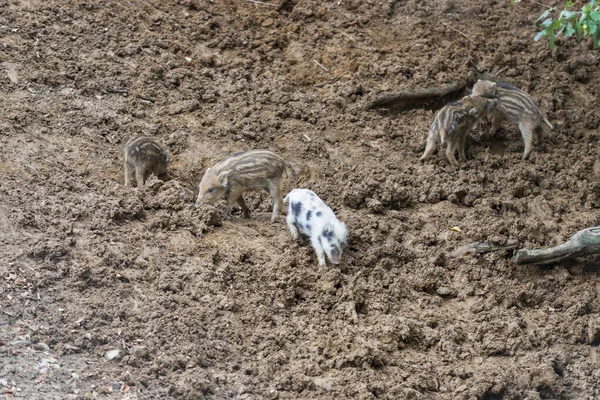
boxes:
[1,0,600,398]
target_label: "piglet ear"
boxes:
[217,171,229,187]
[490,82,497,94]
[468,107,479,116]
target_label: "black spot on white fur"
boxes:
[316,211,322,217]
[322,230,334,239]
[291,202,302,217]
[306,211,312,221]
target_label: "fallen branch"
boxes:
[361,80,468,111]
[513,227,600,265]
[451,239,519,258]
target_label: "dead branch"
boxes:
[513,227,600,265]
[361,80,468,111]
[451,239,519,258]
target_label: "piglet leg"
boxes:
[268,181,282,223]
[286,214,299,240]
[135,166,145,188]
[311,236,327,266]
[236,196,251,218]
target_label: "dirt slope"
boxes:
[1,0,600,399]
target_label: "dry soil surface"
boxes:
[1,0,600,399]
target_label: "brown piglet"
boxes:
[471,79,553,160]
[195,150,291,222]
[420,95,497,166]
[123,136,171,187]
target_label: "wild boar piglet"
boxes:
[471,79,553,160]
[123,136,171,187]
[284,188,348,266]
[195,150,289,222]
[420,95,497,166]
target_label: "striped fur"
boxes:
[123,136,170,187]
[420,95,497,166]
[195,150,289,222]
[471,80,553,160]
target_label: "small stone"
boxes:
[33,342,50,351]
[0,379,8,387]
[105,349,123,362]
[437,287,452,296]
[109,382,121,390]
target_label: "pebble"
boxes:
[0,379,8,387]
[105,349,123,362]
[437,287,452,296]
[33,342,50,351]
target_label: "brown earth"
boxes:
[1,0,600,399]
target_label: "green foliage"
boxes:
[512,0,600,49]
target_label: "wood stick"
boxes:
[451,239,520,257]
[313,59,330,72]
[446,25,470,40]
[513,227,600,265]
[362,80,468,111]
[245,0,278,7]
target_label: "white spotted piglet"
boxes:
[284,188,348,266]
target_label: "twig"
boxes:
[22,164,41,179]
[446,25,470,40]
[495,66,509,76]
[451,239,519,258]
[532,0,552,9]
[106,88,129,94]
[313,59,330,72]
[302,134,311,142]
[245,0,278,7]
[138,95,156,103]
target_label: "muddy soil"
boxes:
[1,0,600,399]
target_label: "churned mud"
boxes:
[1,0,600,399]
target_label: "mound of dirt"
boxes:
[1,0,600,399]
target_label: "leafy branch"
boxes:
[512,0,600,49]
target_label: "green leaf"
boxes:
[537,9,552,22]
[565,22,576,37]
[589,19,598,34]
[566,0,574,7]
[534,30,546,41]
[560,10,577,19]
[540,17,553,28]
[590,10,600,20]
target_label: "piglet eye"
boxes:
[207,188,215,194]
